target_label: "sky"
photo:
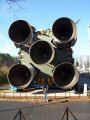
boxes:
[0,0,90,57]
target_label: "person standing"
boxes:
[43,81,49,102]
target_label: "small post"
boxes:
[69,91,70,99]
[55,92,56,99]
[83,83,87,96]
[88,91,90,99]
[79,93,80,99]
[65,92,66,98]
[4,92,5,99]
[20,92,21,99]
[26,92,27,100]
[13,92,14,100]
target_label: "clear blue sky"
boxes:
[0,0,90,56]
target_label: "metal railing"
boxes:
[0,90,90,102]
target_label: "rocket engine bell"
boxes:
[7,17,79,90]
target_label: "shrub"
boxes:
[0,66,9,84]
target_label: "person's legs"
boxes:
[45,92,48,102]
[43,88,48,102]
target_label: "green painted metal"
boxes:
[8,17,79,90]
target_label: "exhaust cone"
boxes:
[52,17,77,46]
[9,20,33,45]
[53,62,79,89]
[30,40,55,64]
[8,64,33,89]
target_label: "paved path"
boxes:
[0,101,90,120]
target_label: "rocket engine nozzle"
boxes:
[52,17,77,46]
[30,40,55,65]
[9,20,33,45]
[8,64,35,89]
[53,62,79,89]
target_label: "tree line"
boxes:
[0,53,18,85]
[75,55,90,72]
[0,53,18,67]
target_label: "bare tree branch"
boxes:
[5,0,18,19]
[14,2,24,9]
[7,0,25,2]
[4,0,26,19]
[5,0,26,9]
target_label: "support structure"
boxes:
[13,110,26,120]
[61,107,78,120]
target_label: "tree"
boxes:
[79,57,83,68]
[76,61,79,67]
[6,0,25,3]
[85,56,90,68]
[6,0,25,5]
[0,53,18,67]
[4,0,26,17]
[5,0,25,8]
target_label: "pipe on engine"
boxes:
[53,62,79,89]
[8,20,33,45]
[30,40,55,65]
[52,17,77,46]
[7,64,35,89]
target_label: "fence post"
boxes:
[35,93,36,103]
[13,92,14,100]
[3,92,5,99]
[79,93,80,99]
[69,91,70,99]
[20,92,21,100]
[88,91,90,99]
[26,92,27,100]
[55,92,56,99]
[65,92,66,98]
